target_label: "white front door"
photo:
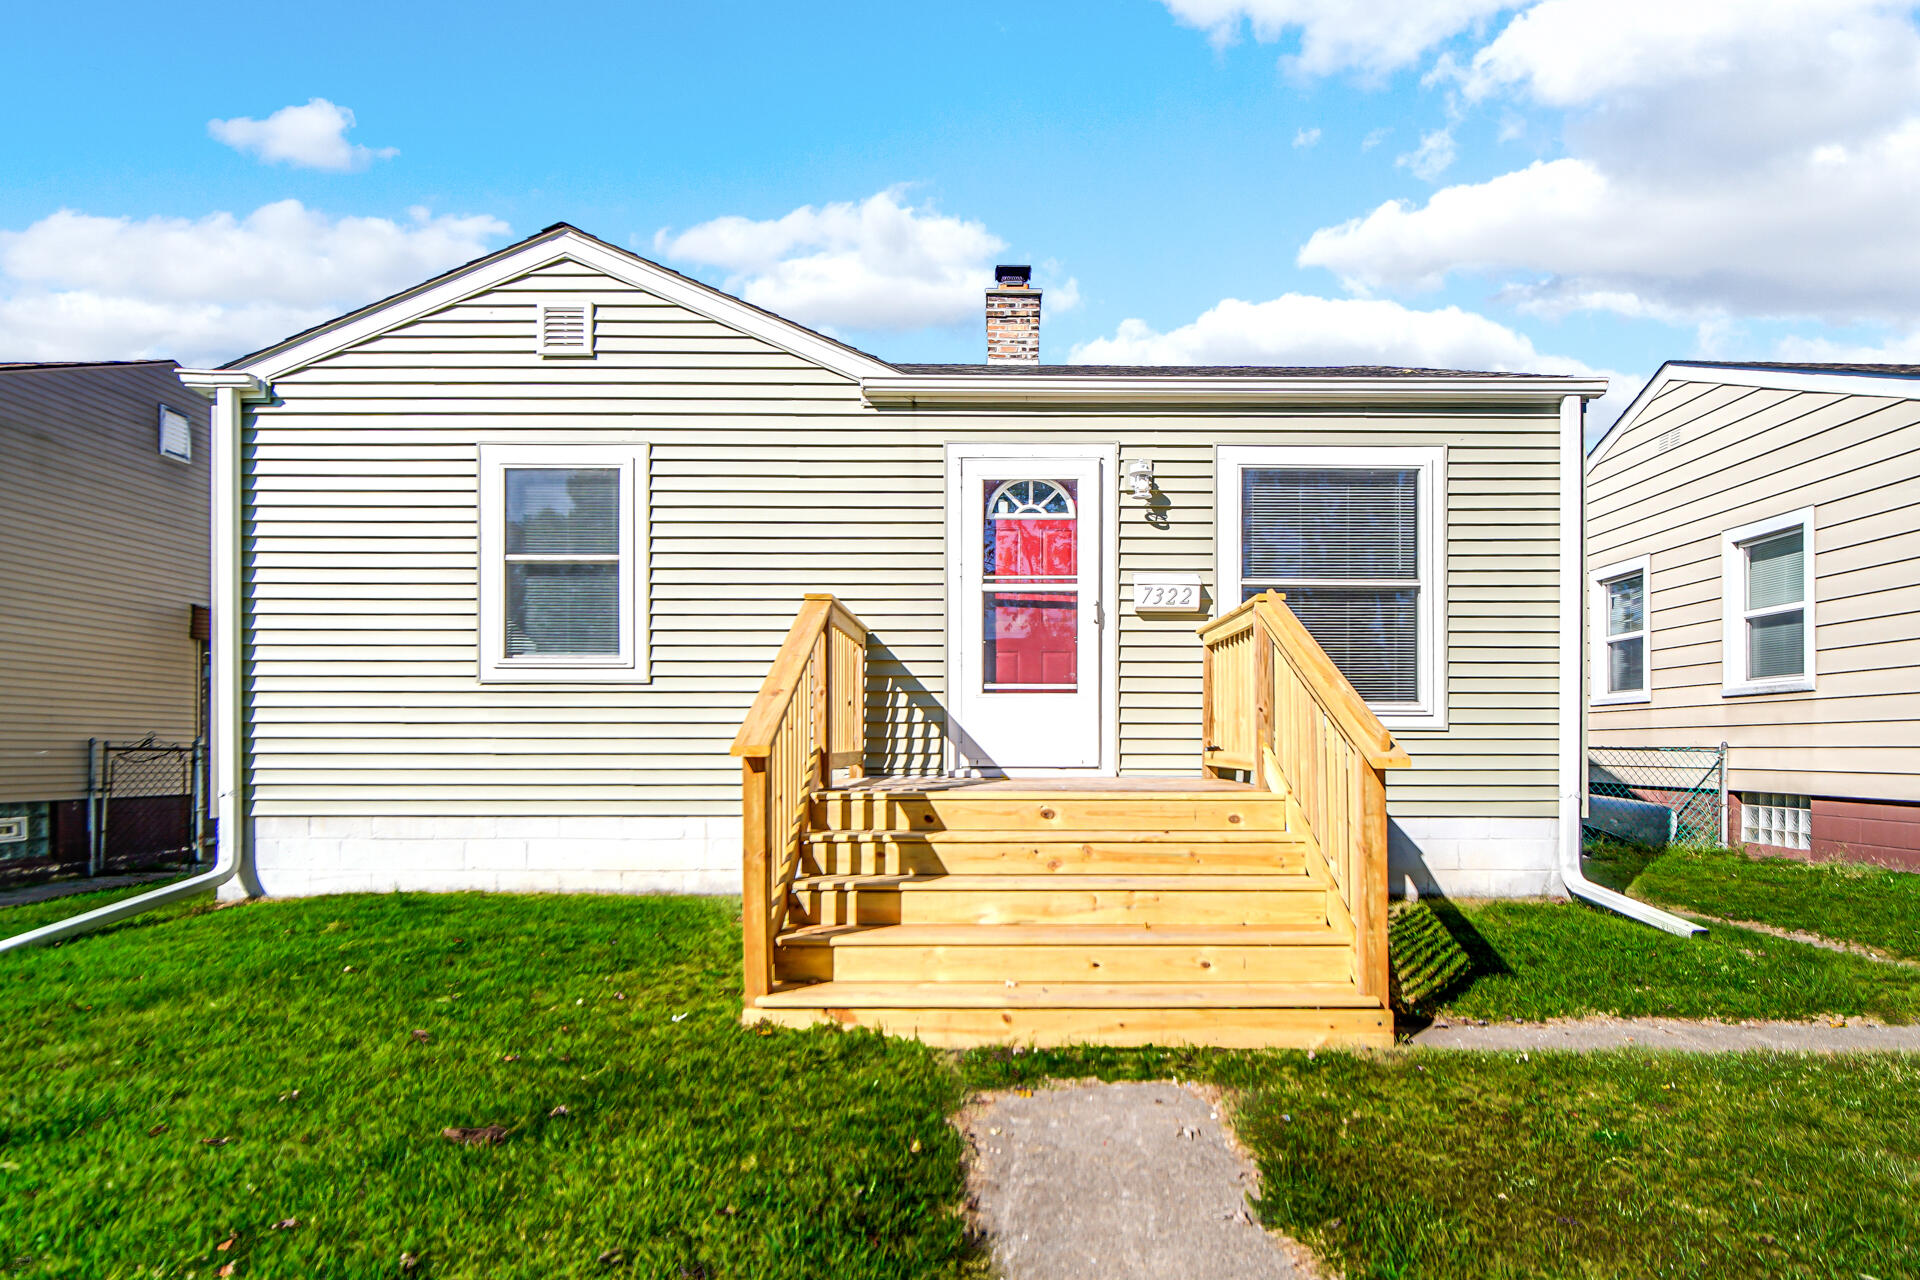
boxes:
[949,447,1110,773]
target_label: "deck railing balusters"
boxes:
[1198,592,1411,1001]
[731,594,870,1003]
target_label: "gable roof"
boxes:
[0,359,176,374]
[214,221,1609,405]
[223,222,898,382]
[1587,359,1920,471]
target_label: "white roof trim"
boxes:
[227,229,896,384]
[1587,361,1920,471]
[861,373,1608,408]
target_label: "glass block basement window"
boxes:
[1741,793,1811,851]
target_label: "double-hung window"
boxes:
[479,443,648,682]
[1217,446,1445,728]
[1721,508,1813,696]
[1590,556,1650,704]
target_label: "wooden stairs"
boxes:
[732,593,1408,1051]
[748,779,1390,1048]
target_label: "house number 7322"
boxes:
[1132,575,1202,613]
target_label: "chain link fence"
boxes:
[1587,744,1727,848]
[90,737,206,876]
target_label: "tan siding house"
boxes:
[1587,360,1920,868]
[0,360,210,869]
[185,225,1604,902]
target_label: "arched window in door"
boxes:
[982,478,1079,689]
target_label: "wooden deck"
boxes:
[730,593,1407,1050]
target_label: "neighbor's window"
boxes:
[1590,557,1650,703]
[1721,509,1813,695]
[479,444,647,682]
[1218,446,1444,727]
[1741,792,1811,851]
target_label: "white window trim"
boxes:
[1590,554,1651,706]
[536,300,596,357]
[1720,506,1814,698]
[1215,444,1447,731]
[478,442,648,683]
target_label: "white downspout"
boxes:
[1558,394,1702,938]
[1,373,263,953]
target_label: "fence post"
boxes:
[1718,742,1730,848]
[86,739,99,878]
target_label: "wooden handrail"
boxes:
[732,594,869,1003]
[1198,590,1410,1004]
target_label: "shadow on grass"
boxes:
[1392,895,1510,1035]
[1580,831,1665,893]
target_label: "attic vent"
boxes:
[158,405,192,462]
[1655,425,1682,454]
[537,302,595,357]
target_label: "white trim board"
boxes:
[943,440,1121,777]
[1589,554,1652,707]
[1214,443,1448,732]
[226,227,895,384]
[1588,361,1920,470]
[1720,506,1816,699]
[477,442,651,683]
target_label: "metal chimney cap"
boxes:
[994,264,1033,288]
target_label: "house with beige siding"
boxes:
[0,360,210,877]
[1587,360,1920,871]
[178,223,1610,1046]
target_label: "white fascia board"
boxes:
[1587,361,1920,471]
[227,231,895,384]
[177,369,269,398]
[862,374,1609,408]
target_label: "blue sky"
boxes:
[7,1,1920,430]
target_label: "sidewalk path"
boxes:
[960,1081,1316,1280]
[0,871,182,910]
[1410,1015,1920,1052]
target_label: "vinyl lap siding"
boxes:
[1588,379,1920,801]
[245,260,1561,820]
[0,363,209,801]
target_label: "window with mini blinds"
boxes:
[478,444,647,681]
[1217,446,1445,728]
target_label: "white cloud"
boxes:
[0,201,506,364]
[1160,0,1517,76]
[209,98,398,172]
[1073,289,1640,429]
[1361,127,1391,151]
[653,188,1019,333]
[1395,128,1456,181]
[1300,1,1920,325]
[1293,126,1322,148]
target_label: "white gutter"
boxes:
[1558,393,1703,938]
[863,373,1611,408]
[1,372,265,952]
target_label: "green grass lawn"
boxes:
[1427,897,1920,1023]
[0,878,209,937]
[0,894,972,1280]
[1627,844,1920,961]
[6,890,1919,1279]
[964,1045,1920,1280]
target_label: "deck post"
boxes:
[811,632,830,792]
[1357,762,1391,1000]
[1199,639,1216,777]
[741,756,773,1002]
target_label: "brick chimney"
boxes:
[986,264,1041,363]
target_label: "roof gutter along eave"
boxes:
[861,374,1611,408]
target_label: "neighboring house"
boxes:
[176,224,1605,1046]
[0,360,211,876]
[1587,360,1920,870]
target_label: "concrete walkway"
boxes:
[1409,1015,1920,1052]
[960,1081,1317,1280]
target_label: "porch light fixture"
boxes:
[1126,457,1155,500]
